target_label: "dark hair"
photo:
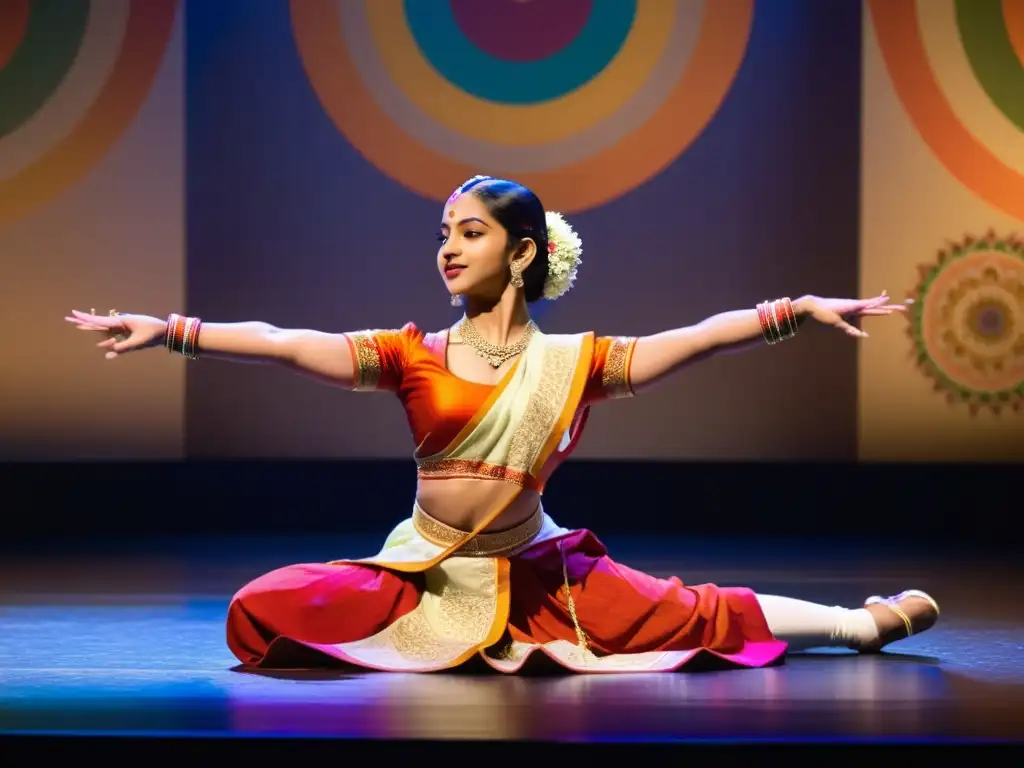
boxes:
[454,175,549,303]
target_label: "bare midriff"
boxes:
[415,477,541,533]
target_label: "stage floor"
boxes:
[1,534,1022,743]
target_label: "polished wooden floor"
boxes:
[1,533,1021,752]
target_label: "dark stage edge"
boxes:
[1,738,1021,761]
[5,740,1022,763]
[2,535,1023,751]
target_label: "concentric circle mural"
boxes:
[869,0,1024,221]
[907,232,1024,414]
[0,0,178,228]
[290,0,753,212]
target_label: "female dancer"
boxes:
[66,175,939,674]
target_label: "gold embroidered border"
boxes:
[601,336,636,399]
[506,344,576,474]
[346,330,383,391]
[330,557,507,668]
[416,458,530,488]
[413,504,542,556]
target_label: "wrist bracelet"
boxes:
[166,313,202,359]
[756,297,797,345]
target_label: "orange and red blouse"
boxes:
[343,323,636,458]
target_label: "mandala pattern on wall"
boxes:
[907,231,1024,414]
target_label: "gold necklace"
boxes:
[457,316,537,368]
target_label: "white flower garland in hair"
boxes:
[543,211,582,300]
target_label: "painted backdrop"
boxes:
[860,0,1024,461]
[3,0,1020,462]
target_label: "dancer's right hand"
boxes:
[64,309,168,360]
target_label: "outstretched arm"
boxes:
[626,292,905,393]
[187,321,358,386]
[64,310,401,390]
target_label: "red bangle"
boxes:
[756,298,798,345]
[165,313,202,359]
[781,297,798,335]
[773,300,790,338]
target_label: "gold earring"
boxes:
[450,294,463,307]
[510,262,524,289]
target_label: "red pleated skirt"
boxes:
[226,529,786,673]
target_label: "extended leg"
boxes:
[754,594,879,651]
[509,531,937,661]
[509,533,784,664]
[226,562,423,666]
[756,590,939,652]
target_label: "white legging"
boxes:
[755,594,880,651]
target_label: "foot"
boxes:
[858,590,939,653]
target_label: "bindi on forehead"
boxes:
[443,191,490,226]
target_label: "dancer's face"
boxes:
[437,192,516,302]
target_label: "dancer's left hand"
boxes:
[794,290,908,339]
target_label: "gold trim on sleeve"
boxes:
[347,330,383,391]
[601,336,636,399]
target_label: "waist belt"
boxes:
[413,503,542,557]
